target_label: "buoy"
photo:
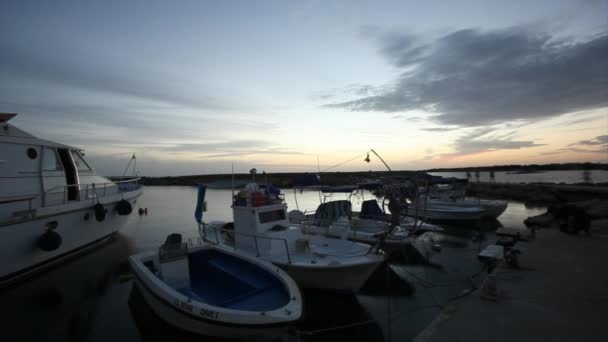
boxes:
[138,208,144,216]
[115,199,133,215]
[38,229,62,251]
[144,208,148,215]
[94,203,107,222]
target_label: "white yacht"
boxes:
[197,185,385,293]
[0,113,143,286]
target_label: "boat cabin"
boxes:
[231,186,294,258]
[0,113,118,221]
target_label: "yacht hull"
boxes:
[0,188,142,286]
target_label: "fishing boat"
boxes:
[289,200,443,255]
[0,113,143,286]
[129,234,302,340]
[423,176,508,219]
[423,198,507,219]
[403,200,486,222]
[197,184,385,293]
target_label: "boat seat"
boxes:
[208,256,276,288]
[314,200,352,226]
[359,200,384,220]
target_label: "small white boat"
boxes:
[197,185,385,293]
[289,200,443,255]
[129,234,302,340]
[404,201,486,221]
[0,113,143,286]
[425,198,507,219]
[423,177,508,219]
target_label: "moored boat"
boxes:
[197,184,385,293]
[0,113,143,286]
[289,200,443,255]
[129,234,302,340]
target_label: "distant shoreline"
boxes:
[423,162,607,173]
[131,162,607,187]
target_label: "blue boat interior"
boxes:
[145,249,290,311]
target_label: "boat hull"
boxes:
[129,244,302,340]
[403,205,485,221]
[0,188,142,286]
[275,258,384,293]
[133,278,292,340]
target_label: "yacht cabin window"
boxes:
[42,147,63,171]
[71,150,92,171]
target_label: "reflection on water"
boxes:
[0,235,140,342]
[1,186,546,342]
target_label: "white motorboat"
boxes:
[129,234,302,340]
[289,200,443,255]
[0,113,143,286]
[197,185,385,293]
[424,177,508,219]
[403,200,486,222]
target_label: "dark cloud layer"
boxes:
[326,28,608,126]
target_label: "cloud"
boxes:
[420,127,460,132]
[325,28,608,127]
[571,134,608,146]
[432,127,545,160]
[541,135,608,155]
[156,140,307,159]
[0,37,226,111]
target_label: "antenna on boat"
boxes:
[231,163,235,205]
[316,155,323,203]
[122,153,137,177]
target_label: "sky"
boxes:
[1,0,607,176]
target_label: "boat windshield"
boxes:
[71,150,92,172]
[259,209,286,224]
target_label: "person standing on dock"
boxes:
[475,170,480,183]
[489,170,496,183]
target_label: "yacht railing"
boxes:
[199,222,292,264]
[1,178,141,224]
[41,178,141,207]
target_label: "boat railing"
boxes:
[199,222,292,264]
[41,178,141,207]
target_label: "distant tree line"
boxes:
[424,162,608,173]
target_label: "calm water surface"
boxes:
[1,186,546,342]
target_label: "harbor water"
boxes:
[1,186,546,342]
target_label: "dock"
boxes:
[414,219,608,342]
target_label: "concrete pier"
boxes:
[414,219,608,342]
